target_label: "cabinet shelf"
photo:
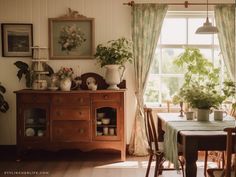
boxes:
[25,124,46,128]
[97,125,116,128]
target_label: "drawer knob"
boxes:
[79,98,84,103]
[103,95,109,99]
[78,112,82,115]
[78,129,84,134]
[56,111,61,116]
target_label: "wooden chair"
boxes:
[204,105,236,176]
[207,127,236,177]
[144,108,185,177]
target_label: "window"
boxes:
[144,12,223,107]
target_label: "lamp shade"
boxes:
[195,17,219,34]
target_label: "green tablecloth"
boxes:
[163,118,235,169]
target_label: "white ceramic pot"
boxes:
[104,64,125,90]
[197,109,210,121]
[60,78,71,91]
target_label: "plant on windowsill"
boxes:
[173,48,235,121]
[94,37,133,90]
[0,83,9,113]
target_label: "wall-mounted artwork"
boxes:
[1,23,33,57]
[49,9,95,59]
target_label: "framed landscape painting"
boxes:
[1,23,33,57]
[49,17,95,59]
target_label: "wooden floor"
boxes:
[0,150,209,177]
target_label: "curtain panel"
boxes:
[215,5,235,81]
[128,4,168,156]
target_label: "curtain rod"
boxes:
[123,1,235,8]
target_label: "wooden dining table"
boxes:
[157,113,235,177]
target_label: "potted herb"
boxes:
[94,37,133,89]
[0,83,9,113]
[173,48,235,121]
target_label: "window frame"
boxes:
[145,11,222,107]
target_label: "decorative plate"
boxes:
[25,128,35,136]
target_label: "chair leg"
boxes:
[145,154,153,177]
[154,155,161,177]
[204,151,208,177]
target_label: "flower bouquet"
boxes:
[58,24,86,54]
[56,67,74,80]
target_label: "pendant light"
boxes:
[195,0,218,34]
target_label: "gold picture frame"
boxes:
[49,9,95,60]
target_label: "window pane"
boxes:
[144,75,159,103]
[161,48,185,74]
[188,18,213,44]
[199,48,213,62]
[161,18,187,44]
[161,77,184,102]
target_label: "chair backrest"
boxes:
[224,127,236,177]
[144,108,159,152]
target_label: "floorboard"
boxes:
[0,151,210,177]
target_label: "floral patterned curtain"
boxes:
[215,5,235,81]
[128,4,168,156]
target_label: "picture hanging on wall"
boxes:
[49,8,95,59]
[1,23,33,57]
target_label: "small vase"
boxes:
[60,78,71,91]
[197,109,210,121]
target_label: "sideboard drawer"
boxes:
[91,93,120,102]
[52,94,90,106]
[52,121,90,142]
[20,94,50,103]
[51,106,90,120]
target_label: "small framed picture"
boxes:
[49,17,95,59]
[1,23,33,57]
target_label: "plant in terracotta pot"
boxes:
[94,37,133,90]
[0,83,9,113]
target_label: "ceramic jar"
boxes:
[60,78,71,91]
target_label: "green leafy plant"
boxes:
[14,61,54,88]
[173,48,235,109]
[94,37,133,67]
[0,83,9,113]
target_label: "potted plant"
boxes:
[94,37,133,89]
[0,83,9,113]
[14,61,54,88]
[173,48,235,121]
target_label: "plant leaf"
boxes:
[14,61,29,70]
[0,85,6,94]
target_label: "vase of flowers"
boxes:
[57,67,74,91]
[94,37,133,89]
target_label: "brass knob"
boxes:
[79,129,84,133]
[104,95,108,99]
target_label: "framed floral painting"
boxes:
[1,23,33,57]
[49,15,95,59]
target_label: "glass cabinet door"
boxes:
[92,102,121,141]
[21,104,49,141]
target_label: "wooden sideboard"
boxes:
[15,89,126,160]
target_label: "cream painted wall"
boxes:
[0,0,234,145]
